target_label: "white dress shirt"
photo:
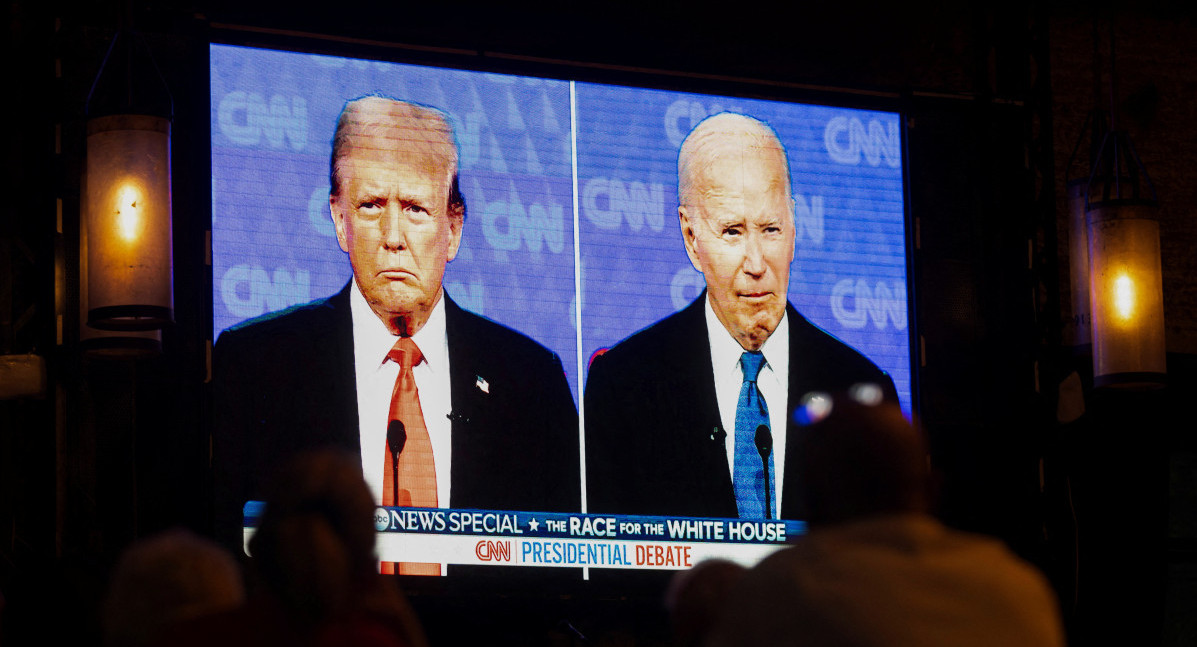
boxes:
[705,298,789,514]
[351,282,454,508]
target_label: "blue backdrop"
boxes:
[210,44,911,414]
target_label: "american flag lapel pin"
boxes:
[475,375,490,394]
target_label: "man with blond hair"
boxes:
[585,112,896,522]
[215,97,579,568]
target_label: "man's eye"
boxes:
[358,201,381,211]
[406,204,429,215]
[723,227,742,237]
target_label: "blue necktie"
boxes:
[734,351,775,519]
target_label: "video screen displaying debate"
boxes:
[211,43,911,575]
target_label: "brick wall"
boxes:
[1052,10,1197,354]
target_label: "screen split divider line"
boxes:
[569,80,590,580]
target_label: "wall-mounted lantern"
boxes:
[84,29,173,339]
[1085,131,1165,388]
[1070,16,1167,389]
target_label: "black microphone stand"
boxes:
[755,424,773,520]
[387,420,407,507]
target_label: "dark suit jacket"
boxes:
[584,293,898,521]
[213,284,580,548]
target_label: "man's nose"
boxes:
[381,205,406,250]
[742,232,766,276]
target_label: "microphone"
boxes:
[754,424,773,520]
[387,420,406,507]
[712,426,727,444]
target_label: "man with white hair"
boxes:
[585,112,897,521]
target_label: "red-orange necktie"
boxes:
[381,337,440,576]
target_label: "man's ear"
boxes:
[446,208,464,262]
[330,194,350,253]
[679,206,703,273]
[787,197,798,266]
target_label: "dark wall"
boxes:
[4,2,1195,645]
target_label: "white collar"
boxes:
[349,281,449,373]
[704,295,789,383]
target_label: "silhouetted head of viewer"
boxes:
[139,451,424,647]
[103,529,245,647]
[329,96,466,338]
[793,388,932,527]
[666,558,748,647]
[248,450,389,621]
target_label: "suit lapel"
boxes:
[675,294,735,506]
[328,282,362,452]
[443,293,481,499]
[781,302,815,520]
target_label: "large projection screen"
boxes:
[211,43,911,574]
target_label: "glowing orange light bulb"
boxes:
[1113,273,1135,322]
[116,183,141,242]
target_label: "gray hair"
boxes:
[678,112,791,209]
